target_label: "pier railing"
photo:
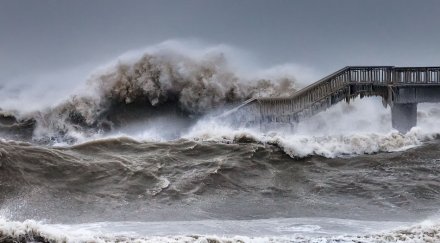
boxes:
[233,66,440,119]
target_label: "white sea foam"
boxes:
[181,99,440,158]
[1,216,439,243]
[44,96,440,160]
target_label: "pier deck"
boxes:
[228,66,440,132]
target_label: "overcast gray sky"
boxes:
[1,0,439,81]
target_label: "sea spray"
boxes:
[0,41,301,143]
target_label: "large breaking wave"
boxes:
[2,41,440,159]
[0,41,300,144]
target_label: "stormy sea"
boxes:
[1,43,440,242]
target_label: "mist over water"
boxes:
[1,41,440,242]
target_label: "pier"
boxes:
[227,66,440,133]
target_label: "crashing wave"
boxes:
[182,101,440,158]
[2,42,440,158]
[1,217,439,243]
[0,44,298,143]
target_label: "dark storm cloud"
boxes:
[1,0,439,80]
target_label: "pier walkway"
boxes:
[227,66,440,132]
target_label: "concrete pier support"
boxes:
[391,103,417,133]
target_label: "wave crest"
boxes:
[1,44,298,143]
